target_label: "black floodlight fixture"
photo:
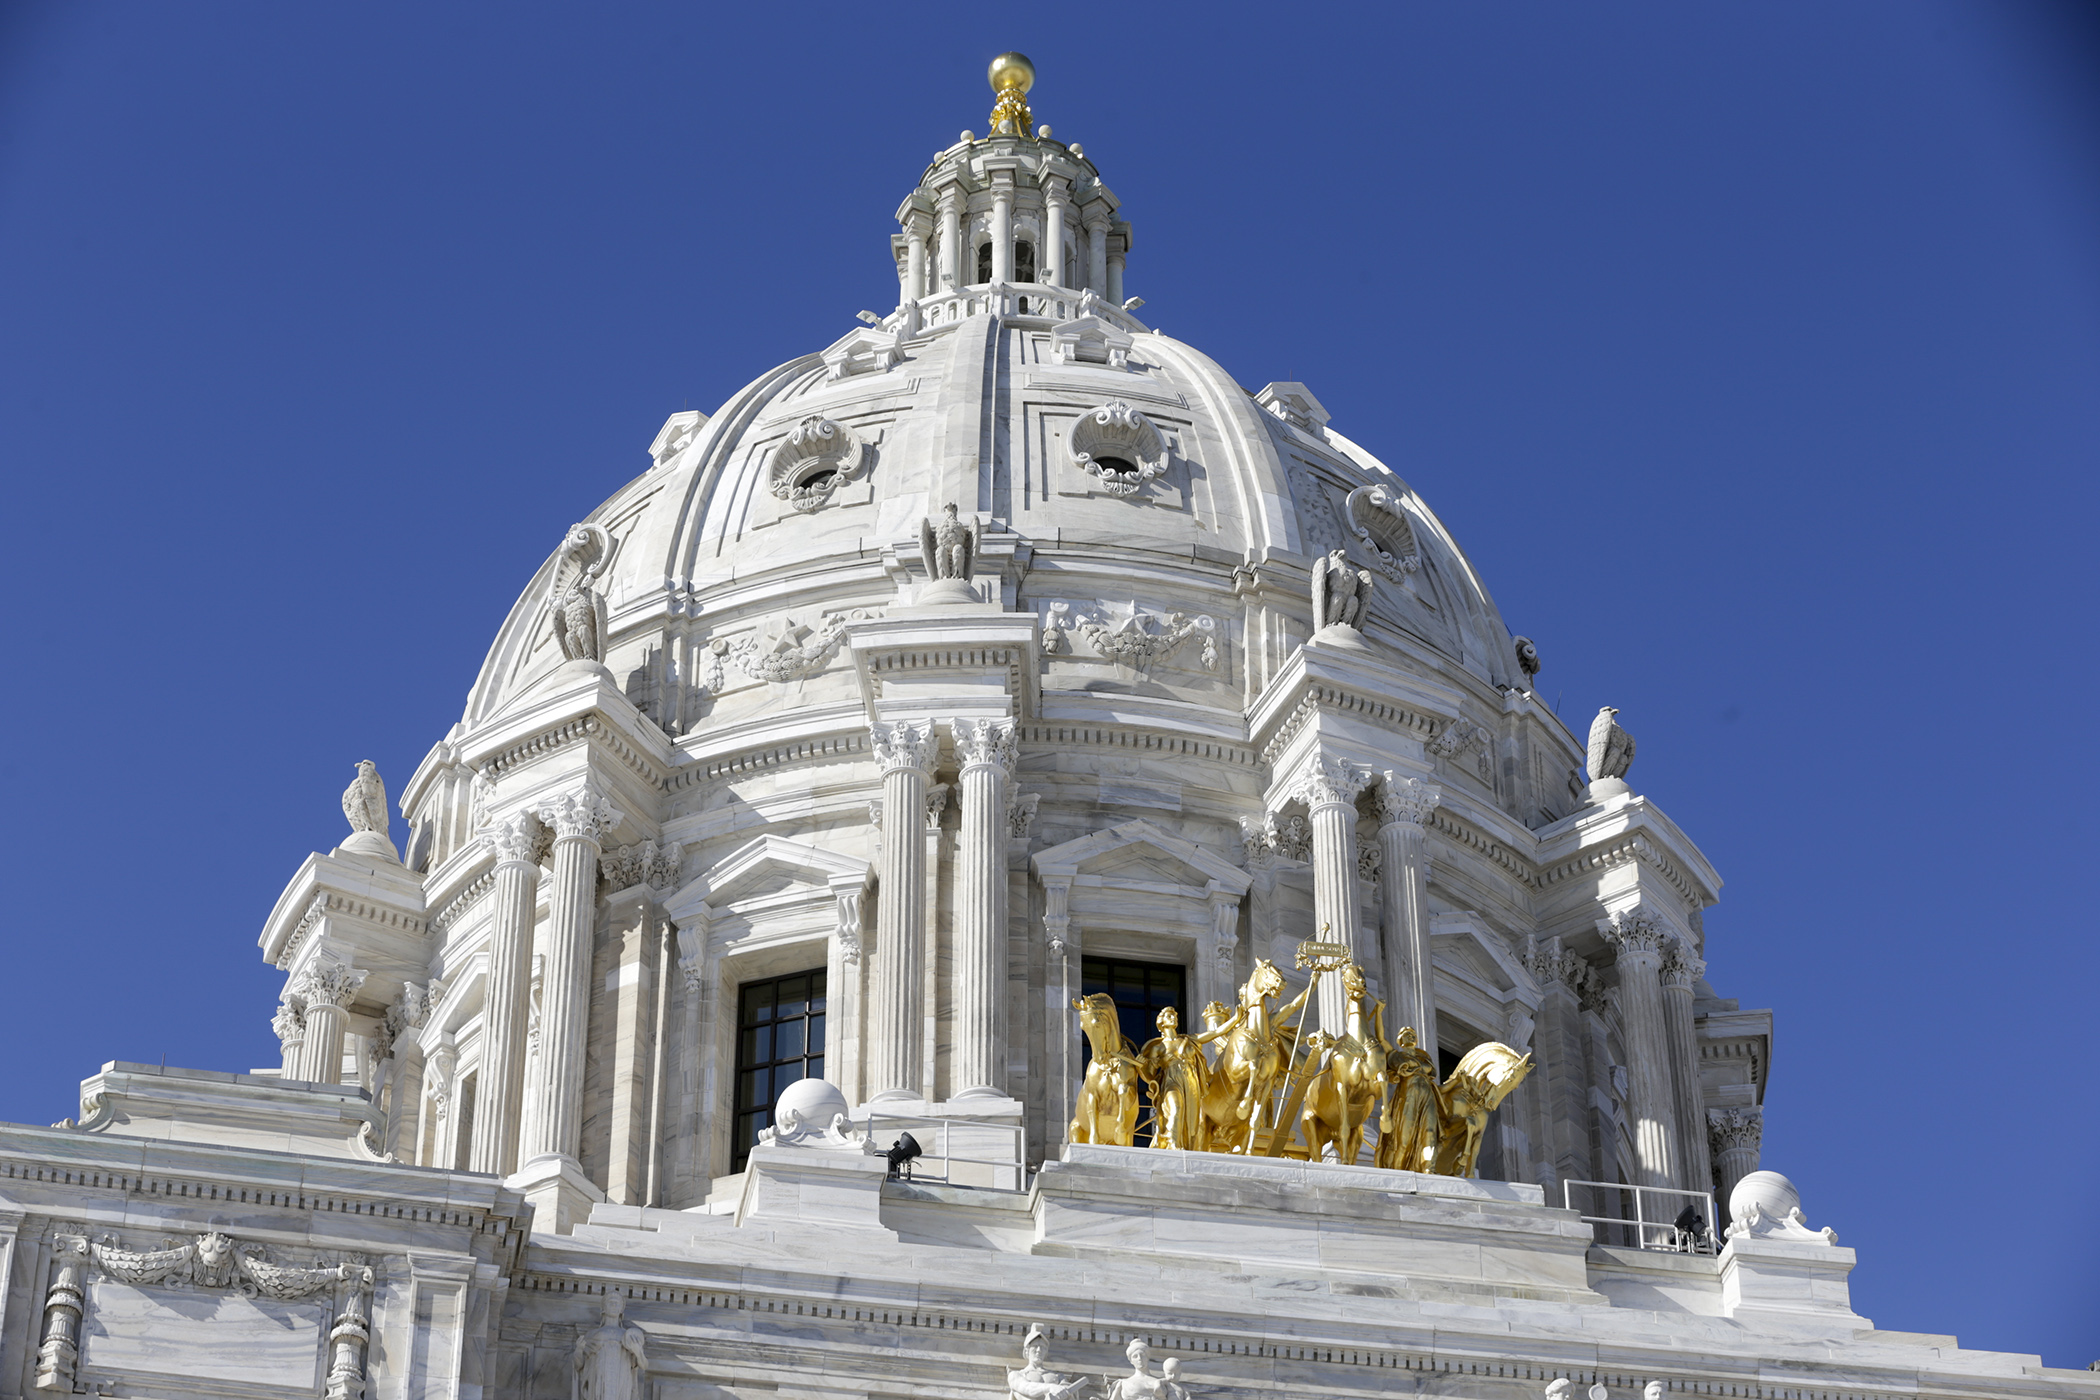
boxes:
[883,1132,923,1180]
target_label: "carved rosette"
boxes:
[1343,483,1421,579]
[870,720,938,774]
[534,788,623,846]
[1068,401,1168,496]
[952,718,1017,775]
[766,416,867,513]
[1375,772,1442,827]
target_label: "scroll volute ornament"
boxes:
[550,522,612,664]
[1069,401,1169,496]
[766,416,867,513]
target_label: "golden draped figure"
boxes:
[1067,940,1534,1177]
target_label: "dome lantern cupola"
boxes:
[892,56,1135,318]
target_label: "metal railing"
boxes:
[864,1113,1027,1192]
[1562,1179,1718,1255]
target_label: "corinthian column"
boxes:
[1660,938,1712,1192]
[937,187,963,291]
[289,960,366,1085]
[951,719,1015,1096]
[1289,756,1373,1031]
[1375,772,1441,1062]
[1043,182,1069,286]
[471,812,541,1175]
[1601,908,1680,1190]
[989,185,1014,284]
[520,786,623,1167]
[1708,1106,1763,1210]
[870,721,937,1099]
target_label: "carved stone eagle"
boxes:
[341,760,389,836]
[1311,549,1374,631]
[1586,706,1635,783]
[920,502,978,582]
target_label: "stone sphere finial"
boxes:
[773,1078,849,1135]
[988,52,1035,94]
[1728,1169,1801,1228]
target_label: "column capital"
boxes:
[271,999,305,1046]
[482,811,546,866]
[290,959,367,1010]
[1600,906,1668,962]
[935,182,966,214]
[1374,771,1442,826]
[1290,755,1373,810]
[1708,1105,1763,1153]
[952,717,1017,774]
[1660,937,1706,990]
[533,787,623,845]
[871,719,938,774]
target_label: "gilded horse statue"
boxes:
[1195,959,1309,1154]
[1297,961,1390,1165]
[1430,1041,1534,1177]
[1069,993,1143,1146]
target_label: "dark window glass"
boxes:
[732,968,828,1172]
[977,241,994,283]
[1078,956,1186,1146]
[1014,240,1036,282]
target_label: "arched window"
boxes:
[1014,239,1036,283]
[976,241,994,284]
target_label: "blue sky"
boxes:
[2,0,2095,1367]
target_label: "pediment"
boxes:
[665,834,869,929]
[1032,817,1249,895]
[1077,844,1209,889]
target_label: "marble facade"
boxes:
[1,55,2087,1400]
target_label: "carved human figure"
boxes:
[572,1293,647,1400]
[1377,1026,1440,1173]
[340,760,389,835]
[921,502,977,581]
[1160,1358,1188,1400]
[1136,1005,1209,1151]
[1310,548,1375,632]
[1007,1325,1089,1400]
[1103,1338,1172,1400]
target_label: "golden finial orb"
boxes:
[988,52,1035,95]
[986,52,1037,136]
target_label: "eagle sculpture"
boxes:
[919,502,978,582]
[1586,706,1636,783]
[341,760,389,836]
[1310,549,1374,632]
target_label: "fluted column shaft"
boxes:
[990,188,1013,284]
[952,719,1014,1095]
[288,961,366,1085]
[937,190,962,291]
[1375,773,1442,1064]
[1292,758,1372,1031]
[871,722,937,1097]
[1660,941,1711,1192]
[1044,188,1067,286]
[521,788,622,1166]
[1086,214,1109,294]
[471,819,540,1174]
[1603,911,1680,1190]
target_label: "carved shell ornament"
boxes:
[1069,401,1169,496]
[1344,483,1421,579]
[767,416,868,513]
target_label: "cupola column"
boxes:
[904,211,931,301]
[1660,941,1711,1192]
[990,185,1014,284]
[1602,909,1681,1190]
[1043,183,1069,286]
[1375,772,1441,1062]
[1085,210,1110,294]
[870,722,938,1099]
[1107,230,1127,305]
[937,187,963,293]
[520,786,623,1170]
[1290,757,1374,1031]
[951,719,1014,1096]
[470,813,542,1175]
